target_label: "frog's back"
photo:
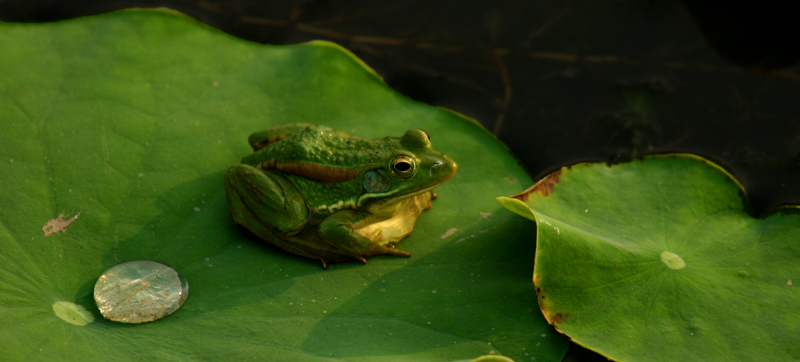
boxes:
[242,124,399,170]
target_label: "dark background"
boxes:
[2,1,798,360]
[2,0,798,214]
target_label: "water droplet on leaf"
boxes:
[93,260,188,323]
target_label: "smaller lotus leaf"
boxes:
[498,154,800,362]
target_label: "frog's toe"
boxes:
[388,248,412,257]
[364,243,411,258]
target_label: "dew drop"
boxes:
[660,251,686,270]
[93,260,188,323]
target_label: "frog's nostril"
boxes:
[429,161,443,176]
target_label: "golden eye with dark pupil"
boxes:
[390,155,415,177]
[394,162,411,172]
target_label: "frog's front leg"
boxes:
[318,210,412,263]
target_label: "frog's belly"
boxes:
[353,193,433,244]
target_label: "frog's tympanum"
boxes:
[224,124,457,268]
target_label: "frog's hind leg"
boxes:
[239,226,343,269]
[225,164,307,236]
[225,164,357,268]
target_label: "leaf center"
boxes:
[52,301,94,326]
[660,251,686,270]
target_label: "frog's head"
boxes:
[358,129,457,208]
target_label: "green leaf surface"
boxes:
[499,155,800,362]
[0,10,567,362]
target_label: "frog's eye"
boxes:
[421,130,431,141]
[390,155,415,178]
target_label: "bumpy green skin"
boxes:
[224,123,457,268]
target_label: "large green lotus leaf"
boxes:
[498,155,800,361]
[0,10,567,362]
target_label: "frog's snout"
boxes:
[428,156,457,181]
[447,159,458,179]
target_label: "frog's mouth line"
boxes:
[357,183,438,208]
[400,184,440,199]
[358,165,456,208]
[394,163,458,201]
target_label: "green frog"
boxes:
[224,123,457,268]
